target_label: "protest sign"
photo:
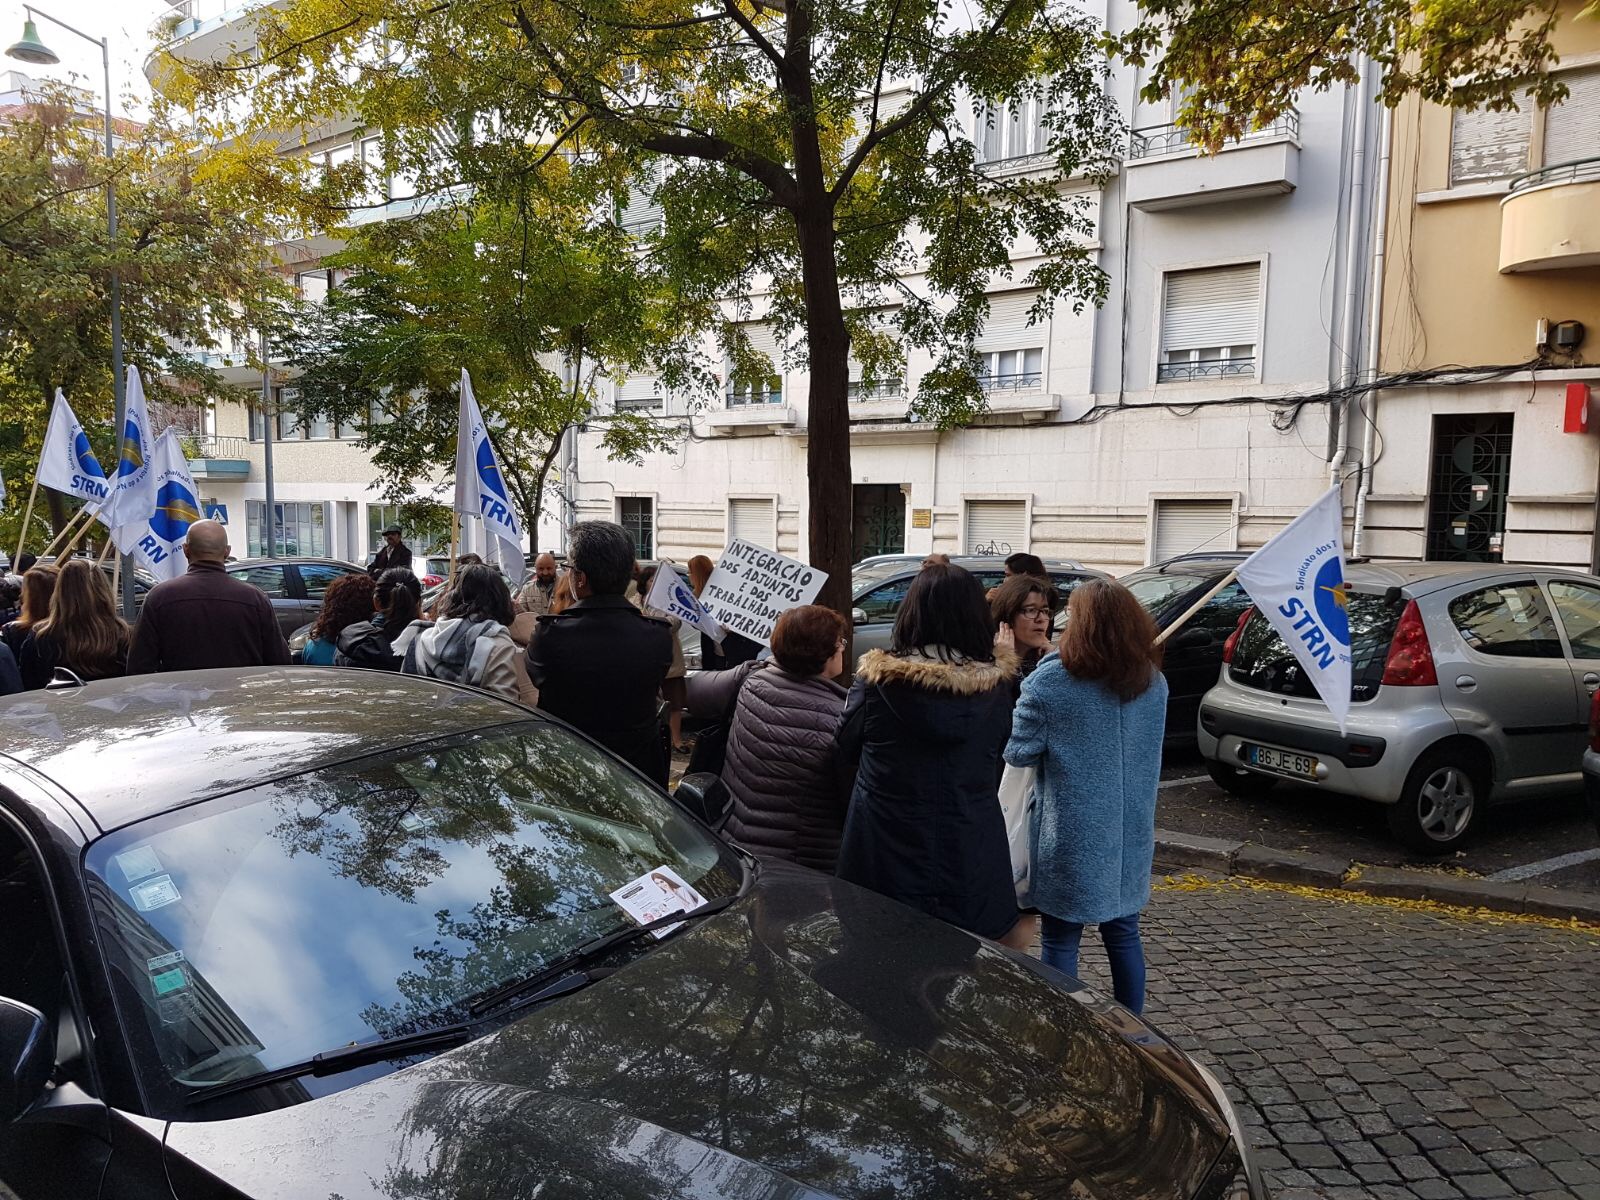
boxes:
[698,539,827,646]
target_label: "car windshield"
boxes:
[851,558,918,595]
[83,720,742,1116]
[1229,591,1403,701]
[1122,572,1212,618]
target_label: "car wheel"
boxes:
[1206,759,1278,798]
[1388,748,1483,854]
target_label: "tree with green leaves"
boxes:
[164,0,1119,611]
[0,82,283,550]
[1116,0,1597,149]
[278,192,705,544]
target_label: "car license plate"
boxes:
[1244,743,1318,780]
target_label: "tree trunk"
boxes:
[795,208,853,617]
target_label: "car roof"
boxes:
[0,669,528,835]
[226,556,365,571]
[1125,552,1249,579]
[1345,559,1600,596]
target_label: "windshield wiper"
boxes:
[186,1023,476,1107]
[468,892,742,1018]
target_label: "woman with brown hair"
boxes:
[2,565,58,660]
[18,560,130,689]
[1003,579,1167,1013]
[301,573,376,665]
[989,573,1057,686]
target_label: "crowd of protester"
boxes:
[0,518,1165,1010]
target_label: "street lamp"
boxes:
[7,6,131,617]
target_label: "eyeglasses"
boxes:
[1019,606,1050,619]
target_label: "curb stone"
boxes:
[1153,829,1600,925]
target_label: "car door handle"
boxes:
[1455,675,1477,692]
[1585,672,1600,693]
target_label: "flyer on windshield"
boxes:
[609,866,708,938]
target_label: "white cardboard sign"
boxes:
[699,538,827,646]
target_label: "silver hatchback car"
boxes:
[1197,563,1600,853]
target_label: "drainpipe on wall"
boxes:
[1351,101,1394,559]
[1329,65,1371,491]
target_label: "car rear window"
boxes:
[1229,592,1402,701]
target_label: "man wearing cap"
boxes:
[368,524,414,578]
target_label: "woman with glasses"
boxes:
[989,574,1057,690]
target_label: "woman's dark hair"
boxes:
[1058,579,1162,701]
[636,565,658,596]
[311,573,375,642]
[34,560,127,676]
[444,564,515,625]
[890,562,996,662]
[17,565,58,627]
[771,604,846,676]
[375,567,422,629]
[990,574,1056,626]
[1005,552,1047,580]
[0,576,19,611]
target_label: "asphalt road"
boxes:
[1096,873,1600,1200]
[1156,747,1600,895]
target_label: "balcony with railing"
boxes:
[1499,156,1600,273]
[1156,356,1257,384]
[1125,111,1300,212]
[704,385,797,435]
[185,434,251,480]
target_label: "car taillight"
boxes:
[1381,600,1437,686]
[1221,606,1255,664]
[1588,689,1600,753]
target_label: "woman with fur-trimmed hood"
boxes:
[835,562,1022,943]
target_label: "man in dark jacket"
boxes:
[126,520,291,674]
[526,521,673,784]
[367,524,413,577]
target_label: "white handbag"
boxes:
[997,762,1037,901]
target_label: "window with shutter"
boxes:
[1449,106,1531,185]
[1543,67,1600,169]
[963,499,1028,554]
[727,498,777,548]
[1158,264,1260,383]
[1150,499,1234,563]
[617,375,661,413]
[726,323,783,406]
[618,162,663,233]
[976,292,1045,392]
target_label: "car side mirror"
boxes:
[0,998,53,1122]
[1170,627,1212,650]
[851,608,868,626]
[674,772,732,829]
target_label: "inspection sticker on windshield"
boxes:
[114,845,163,883]
[609,866,707,939]
[130,874,181,912]
[147,952,189,996]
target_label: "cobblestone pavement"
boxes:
[1080,874,1600,1199]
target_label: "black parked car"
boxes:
[0,670,1263,1200]
[1055,553,1251,744]
[221,556,367,640]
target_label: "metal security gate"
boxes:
[1426,414,1512,562]
[1150,499,1234,563]
[852,485,905,560]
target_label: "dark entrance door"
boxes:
[852,484,906,561]
[1426,413,1512,562]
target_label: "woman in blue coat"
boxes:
[1004,579,1168,1012]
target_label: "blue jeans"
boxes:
[1039,912,1146,1013]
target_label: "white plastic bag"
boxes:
[997,762,1037,901]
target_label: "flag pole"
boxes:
[39,505,93,559]
[12,475,41,565]
[55,510,102,561]
[98,535,116,565]
[446,512,460,591]
[1153,569,1240,645]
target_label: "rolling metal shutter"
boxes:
[1449,106,1531,184]
[617,375,659,412]
[728,497,776,548]
[1161,265,1260,353]
[977,291,1043,351]
[1544,67,1600,169]
[963,499,1028,554]
[1151,499,1234,563]
[618,162,663,230]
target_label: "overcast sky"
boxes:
[6,0,172,116]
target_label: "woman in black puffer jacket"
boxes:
[689,605,850,871]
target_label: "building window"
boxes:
[726,323,783,407]
[248,402,266,442]
[359,136,388,204]
[366,503,432,558]
[1158,263,1260,383]
[618,497,654,558]
[1542,66,1600,169]
[1149,498,1235,564]
[616,375,663,413]
[963,498,1027,555]
[974,95,1048,165]
[246,500,327,558]
[1449,105,1532,186]
[977,348,1042,392]
[297,271,331,304]
[307,411,333,440]
[727,497,776,548]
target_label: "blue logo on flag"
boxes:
[118,419,144,476]
[1313,557,1351,647]
[150,480,201,542]
[74,430,106,479]
[476,437,509,502]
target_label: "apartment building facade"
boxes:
[1361,0,1600,570]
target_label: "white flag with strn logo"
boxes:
[646,562,724,645]
[36,389,110,508]
[97,367,156,535]
[1235,487,1353,733]
[452,368,525,584]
